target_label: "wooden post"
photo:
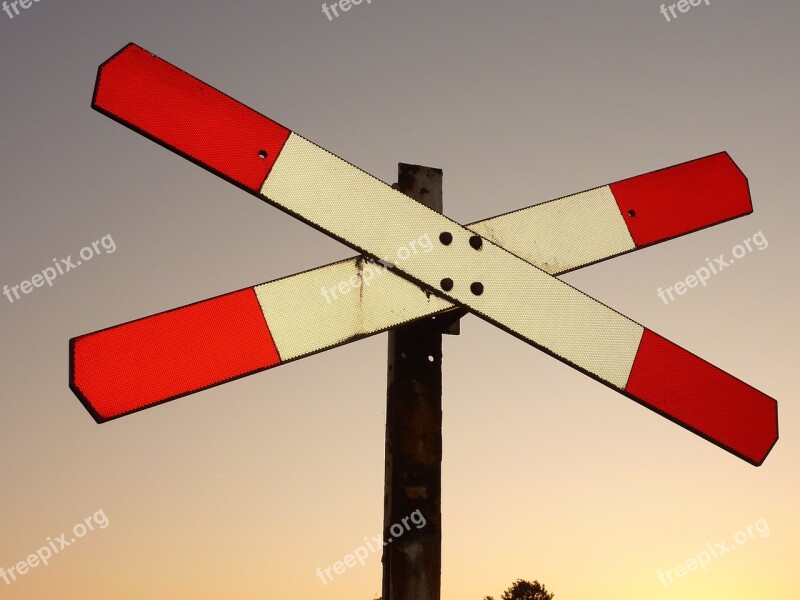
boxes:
[382,164,447,600]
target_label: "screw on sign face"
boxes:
[71,44,777,469]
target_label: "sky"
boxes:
[1,1,798,598]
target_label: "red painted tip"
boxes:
[610,152,752,248]
[70,289,282,422]
[626,330,778,466]
[92,43,291,192]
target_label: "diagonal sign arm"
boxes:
[78,44,778,466]
[72,153,753,422]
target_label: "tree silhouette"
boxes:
[484,578,554,600]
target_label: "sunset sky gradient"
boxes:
[1,1,798,598]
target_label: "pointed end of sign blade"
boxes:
[68,289,283,423]
[92,43,145,113]
[90,43,290,193]
[610,152,753,248]
[69,336,108,424]
[626,330,778,466]
[747,398,779,467]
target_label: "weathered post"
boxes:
[382,164,452,600]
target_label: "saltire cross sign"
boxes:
[70,44,778,467]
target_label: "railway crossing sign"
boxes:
[71,43,778,467]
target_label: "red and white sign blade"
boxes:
[71,154,752,423]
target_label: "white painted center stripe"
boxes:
[262,134,644,388]
[470,186,635,274]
